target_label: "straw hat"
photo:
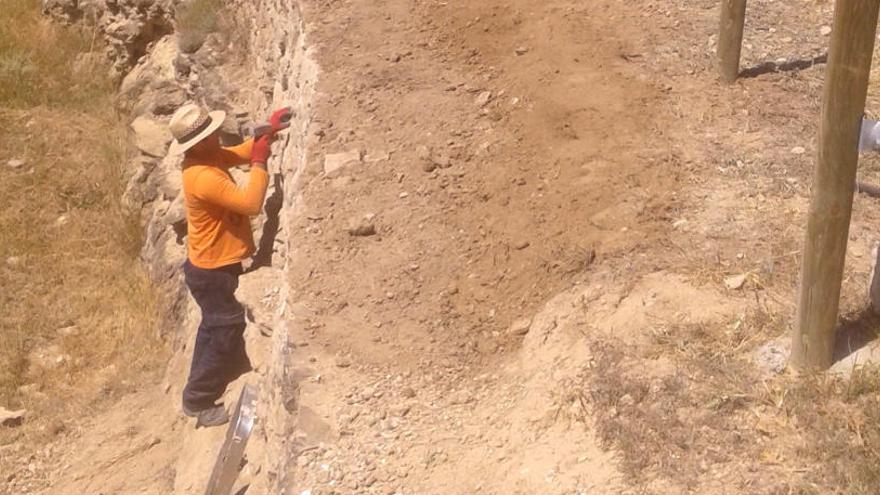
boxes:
[168,104,226,154]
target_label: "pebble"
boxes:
[515,46,529,56]
[509,318,532,336]
[416,145,431,161]
[347,217,376,237]
[431,153,451,168]
[790,146,806,155]
[56,325,79,337]
[324,149,362,178]
[820,25,832,36]
[364,151,390,163]
[6,158,25,169]
[0,407,26,427]
[475,91,492,107]
[401,387,416,399]
[724,274,748,290]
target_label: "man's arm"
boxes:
[192,167,268,216]
[217,138,255,167]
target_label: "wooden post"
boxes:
[718,0,747,83]
[793,0,880,370]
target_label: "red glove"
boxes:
[251,135,273,165]
[268,107,292,134]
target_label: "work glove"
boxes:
[268,107,292,134]
[251,134,273,165]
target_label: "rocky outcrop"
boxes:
[42,0,173,75]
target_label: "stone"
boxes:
[347,217,376,237]
[401,387,416,399]
[5,256,20,267]
[144,81,187,116]
[515,46,529,55]
[335,356,352,368]
[475,91,492,107]
[820,25,832,36]
[416,145,431,160]
[754,339,788,375]
[0,407,26,427]
[364,151,390,163]
[870,244,880,315]
[49,420,66,436]
[257,322,273,337]
[431,153,451,168]
[790,146,806,155]
[56,324,79,337]
[324,149,362,178]
[509,318,532,335]
[131,116,172,158]
[724,274,747,290]
[41,0,84,24]
[514,240,530,250]
[7,159,25,169]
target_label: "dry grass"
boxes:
[0,0,113,108]
[587,311,880,494]
[762,369,880,494]
[0,0,164,443]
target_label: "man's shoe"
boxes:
[182,403,229,428]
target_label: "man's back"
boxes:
[181,139,268,269]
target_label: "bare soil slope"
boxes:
[285,0,880,493]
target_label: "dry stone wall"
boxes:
[42,0,317,490]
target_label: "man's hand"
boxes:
[268,107,292,134]
[251,134,273,166]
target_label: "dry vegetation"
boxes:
[0,0,164,444]
[588,316,880,494]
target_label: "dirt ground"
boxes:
[7,0,880,493]
[285,0,880,493]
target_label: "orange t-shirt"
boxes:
[181,139,269,269]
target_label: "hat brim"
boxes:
[169,110,227,155]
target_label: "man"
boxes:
[168,104,290,427]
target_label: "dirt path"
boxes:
[283,1,678,493]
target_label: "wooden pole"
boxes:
[793,0,880,370]
[718,0,747,83]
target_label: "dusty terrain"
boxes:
[5,0,880,493]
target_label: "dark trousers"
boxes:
[182,260,252,411]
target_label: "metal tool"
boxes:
[243,108,294,137]
[204,383,259,495]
